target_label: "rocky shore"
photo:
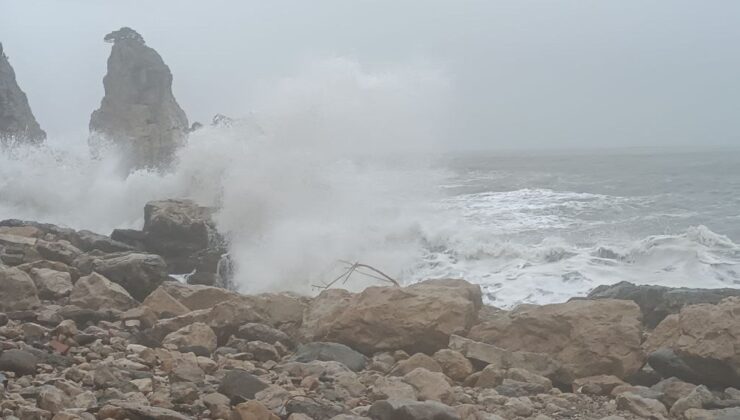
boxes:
[0,201,739,420]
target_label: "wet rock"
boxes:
[90,27,189,172]
[218,369,269,404]
[0,42,46,145]
[293,342,367,372]
[588,281,740,328]
[0,349,38,375]
[68,272,136,312]
[467,299,644,383]
[368,399,460,420]
[303,279,482,355]
[0,266,40,311]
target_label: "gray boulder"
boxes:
[0,349,38,376]
[217,369,268,404]
[293,342,367,372]
[75,251,168,301]
[368,399,460,420]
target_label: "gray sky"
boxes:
[2,0,740,150]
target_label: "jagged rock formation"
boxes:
[89,28,188,172]
[0,42,46,146]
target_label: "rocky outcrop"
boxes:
[588,280,740,328]
[89,27,188,172]
[647,297,740,388]
[0,42,46,146]
[467,298,645,384]
[301,279,482,355]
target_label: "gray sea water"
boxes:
[414,148,740,306]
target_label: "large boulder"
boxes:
[588,281,740,328]
[648,297,740,388]
[292,342,367,372]
[302,279,482,355]
[0,42,46,146]
[89,27,189,172]
[69,272,137,312]
[449,334,561,379]
[468,299,644,384]
[368,399,460,420]
[162,322,218,354]
[0,266,40,311]
[29,268,73,299]
[75,251,168,301]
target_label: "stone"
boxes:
[36,240,82,265]
[303,279,482,355]
[616,392,668,420]
[90,27,189,172]
[203,392,231,419]
[588,281,740,328]
[237,323,294,347]
[368,399,460,420]
[232,400,280,420]
[651,377,698,408]
[69,272,136,312]
[30,268,73,299]
[0,349,38,375]
[402,367,454,404]
[218,369,269,404]
[163,322,217,353]
[370,376,417,400]
[389,353,442,376]
[670,385,715,418]
[141,286,190,318]
[644,314,680,354]
[684,408,740,420]
[467,298,644,383]
[449,335,561,379]
[433,349,474,382]
[79,252,168,301]
[572,375,627,396]
[37,386,71,414]
[159,281,240,310]
[475,365,506,388]
[98,401,191,420]
[293,342,367,372]
[0,42,46,145]
[0,266,40,311]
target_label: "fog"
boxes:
[2,0,740,150]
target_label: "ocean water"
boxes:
[414,149,740,307]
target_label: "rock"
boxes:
[98,401,191,420]
[218,369,269,404]
[467,299,644,383]
[616,392,668,420]
[232,401,280,420]
[644,314,680,354]
[160,281,240,310]
[78,252,168,301]
[141,286,190,318]
[432,349,473,382]
[293,342,367,372]
[402,368,454,403]
[651,377,698,408]
[162,322,217,353]
[142,199,219,273]
[572,375,627,396]
[588,281,740,328]
[389,353,441,376]
[475,365,506,388]
[30,268,73,299]
[237,323,294,347]
[368,399,460,420]
[0,266,40,311]
[36,240,82,265]
[37,386,71,414]
[69,272,136,312]
[0,349,38,375]
[203,393,231,419]
[370,376,417,400]
[449,335,561,379]
[90,27,189,172]
[670,385,715,418]
[0,42,46,145]
[74,230,135,253]
[303,279,482,355]
[684,408,740,420]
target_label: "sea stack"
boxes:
[89,27,188,172]
[0,42,46,146]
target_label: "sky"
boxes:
[2,0,740,150]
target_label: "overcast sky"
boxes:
[2,0,740,150]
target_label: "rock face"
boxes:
[0,42,46,146]
[588,280,740,328]
[647,297,740,388]
[89,27,188,172]
[468,298,644,384]
[302,279,482,355]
